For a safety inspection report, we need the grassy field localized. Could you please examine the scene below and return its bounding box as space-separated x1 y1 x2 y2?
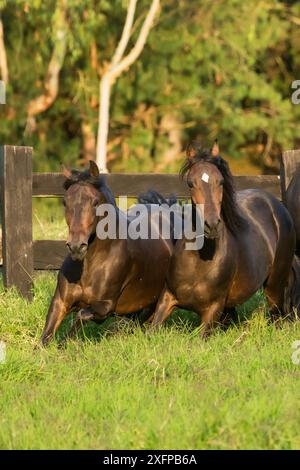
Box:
1 200 300 449
1 275 300 450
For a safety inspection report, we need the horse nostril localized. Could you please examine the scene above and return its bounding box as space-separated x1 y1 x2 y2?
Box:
66 241 88 256
79 243 88 253
205 219 221 232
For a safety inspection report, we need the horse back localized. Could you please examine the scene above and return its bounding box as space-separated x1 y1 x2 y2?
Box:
237 189 294 244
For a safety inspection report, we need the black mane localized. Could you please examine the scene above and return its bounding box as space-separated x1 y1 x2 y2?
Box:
63 169 117 207
180 141 247 235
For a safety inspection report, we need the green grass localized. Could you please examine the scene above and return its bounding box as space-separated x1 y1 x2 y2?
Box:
1 273 300 450
1 200 300 449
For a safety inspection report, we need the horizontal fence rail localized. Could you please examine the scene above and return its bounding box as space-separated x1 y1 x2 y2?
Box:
1 145 300 299
33 240 67 270
32 173 282 198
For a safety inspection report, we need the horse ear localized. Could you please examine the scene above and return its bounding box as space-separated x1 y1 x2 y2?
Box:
61 164 72 179
186 143 197 161
89 160 100 177
211 139 219 157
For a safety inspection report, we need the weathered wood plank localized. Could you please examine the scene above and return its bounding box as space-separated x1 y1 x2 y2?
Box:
33 240 67 270
32 173 187 197
0 145 34 298
32 173 65 197
280 150 300 203
32 173 281 198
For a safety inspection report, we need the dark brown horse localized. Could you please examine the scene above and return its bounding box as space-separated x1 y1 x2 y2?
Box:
151 141 296 334
41 161 175 345
283 168 300 313
286 168 300 255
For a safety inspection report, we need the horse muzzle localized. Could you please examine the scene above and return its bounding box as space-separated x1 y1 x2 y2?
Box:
66 241 88 260
204 220 221 239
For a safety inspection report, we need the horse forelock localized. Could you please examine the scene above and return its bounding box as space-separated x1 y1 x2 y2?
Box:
63 170 117 207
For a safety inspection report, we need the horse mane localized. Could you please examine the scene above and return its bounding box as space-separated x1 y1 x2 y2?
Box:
180 141 247 235
63 169 117 207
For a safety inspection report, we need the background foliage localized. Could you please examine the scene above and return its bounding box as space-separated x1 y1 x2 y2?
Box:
1 0 300 173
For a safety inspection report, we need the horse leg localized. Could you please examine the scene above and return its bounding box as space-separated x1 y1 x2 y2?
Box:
66 299 117 340
150 286 178 330
264 263 292 321
199 301 225 338
264 215 295 320
137 303 156 325
219 306 238 329
264 282 286 321
41 282 77 346
65 307 97 339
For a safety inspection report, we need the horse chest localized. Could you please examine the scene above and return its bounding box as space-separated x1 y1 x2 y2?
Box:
167 245 230 308
79 265 117 304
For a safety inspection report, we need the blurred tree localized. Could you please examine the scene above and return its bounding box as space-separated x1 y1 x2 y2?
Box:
25 0 68 135
96 0 160 172
0 12 9 84
0 0 299 173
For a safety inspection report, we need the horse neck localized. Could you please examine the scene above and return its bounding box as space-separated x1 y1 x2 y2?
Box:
189 202 228 257
88 203 127 253
85 231 114 262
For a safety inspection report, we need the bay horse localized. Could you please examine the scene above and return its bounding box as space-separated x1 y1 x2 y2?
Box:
286 168 300 255
151 141 296 335
283 168 300 313
41 161 175 345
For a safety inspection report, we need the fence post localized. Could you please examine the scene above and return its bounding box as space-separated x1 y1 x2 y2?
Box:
0 145 34 300
280 149 300 204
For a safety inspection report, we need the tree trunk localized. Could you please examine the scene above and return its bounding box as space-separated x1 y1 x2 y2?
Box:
96 0 160 172
0 14 9 84
25 0 68 135
96 75 111 172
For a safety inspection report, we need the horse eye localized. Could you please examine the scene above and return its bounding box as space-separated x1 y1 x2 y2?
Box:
93 198 99 207
187 179 193 189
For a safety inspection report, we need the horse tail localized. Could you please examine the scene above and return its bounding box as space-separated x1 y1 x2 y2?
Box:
284 254 300 318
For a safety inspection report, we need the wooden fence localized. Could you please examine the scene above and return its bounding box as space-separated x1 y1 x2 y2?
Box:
0 144 300 300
